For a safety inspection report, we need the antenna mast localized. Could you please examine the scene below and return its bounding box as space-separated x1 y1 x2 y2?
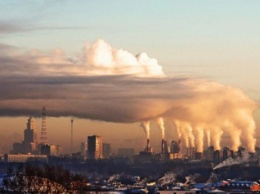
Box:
41 107 47 144
71 118 73 154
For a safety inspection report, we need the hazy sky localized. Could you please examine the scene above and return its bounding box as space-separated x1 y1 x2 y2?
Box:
0 1 260 154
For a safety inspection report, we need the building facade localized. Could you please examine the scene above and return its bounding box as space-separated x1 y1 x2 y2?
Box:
40 144 62 156
87 135 103 160
102 143 111 158
5 154 47 163
80 142 87 157
11 117 38 154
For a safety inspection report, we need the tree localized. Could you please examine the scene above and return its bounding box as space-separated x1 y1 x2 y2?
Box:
2 163 86 193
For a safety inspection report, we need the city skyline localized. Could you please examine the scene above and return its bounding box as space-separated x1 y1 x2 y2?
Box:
0 1 260 154
1 115 259 155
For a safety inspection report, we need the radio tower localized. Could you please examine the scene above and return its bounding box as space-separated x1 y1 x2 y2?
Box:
71 118 74 154
41 107 47 144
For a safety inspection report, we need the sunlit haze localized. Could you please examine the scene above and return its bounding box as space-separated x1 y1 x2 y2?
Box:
0 1 260 154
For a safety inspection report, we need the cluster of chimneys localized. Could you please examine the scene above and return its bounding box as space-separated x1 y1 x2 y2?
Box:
145 138 255 161
145 138 181 154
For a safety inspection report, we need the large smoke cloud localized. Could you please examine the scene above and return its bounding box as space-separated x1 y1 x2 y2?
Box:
0 39 257 152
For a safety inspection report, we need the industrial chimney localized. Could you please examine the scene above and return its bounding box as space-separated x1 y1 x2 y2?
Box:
178 138 181 156
213 150 220 164
161 139 164 154
146 139 150 153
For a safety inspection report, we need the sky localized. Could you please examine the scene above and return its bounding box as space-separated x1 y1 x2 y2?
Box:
0 0 260 154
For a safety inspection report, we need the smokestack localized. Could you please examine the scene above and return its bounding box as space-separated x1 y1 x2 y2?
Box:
178 138 181 155
141 121 151 153
237 149 242 158
161 139 164 154
191 148 195 159
213 150 220 164
188 148 195 159
146 139 150 153
222 147 230 160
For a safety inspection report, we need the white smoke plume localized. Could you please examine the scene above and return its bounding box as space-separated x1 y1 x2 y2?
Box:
235 111 256 151
0 39 258 153
178 121 195 148
193 125 204 153
141 121 150 140
108 174 121 182
185 174 201 184
206 130 211 148
158 172 177 186
213 150 251 170
156 117 165 140
172 120 182 139
225 122 241 152
210 127 223 151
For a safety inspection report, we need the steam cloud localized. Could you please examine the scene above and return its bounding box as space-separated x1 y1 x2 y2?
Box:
158 172 177 186
156 117 165 140
0 39 257 152
213 150 252 170
141 121 150 140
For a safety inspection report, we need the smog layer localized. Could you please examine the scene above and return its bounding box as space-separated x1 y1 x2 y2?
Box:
0 39 257 152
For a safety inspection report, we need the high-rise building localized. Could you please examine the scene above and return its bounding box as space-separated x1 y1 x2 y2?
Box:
80 142 87 157
11 117 38 154
40 144 62 156
24 117 37 143
103 143 111 158
87 135 103 160
23 117 37 153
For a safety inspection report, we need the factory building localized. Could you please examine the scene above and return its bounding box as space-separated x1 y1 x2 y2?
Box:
213 150 221 164
170 140 180 154
223 147 232 160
